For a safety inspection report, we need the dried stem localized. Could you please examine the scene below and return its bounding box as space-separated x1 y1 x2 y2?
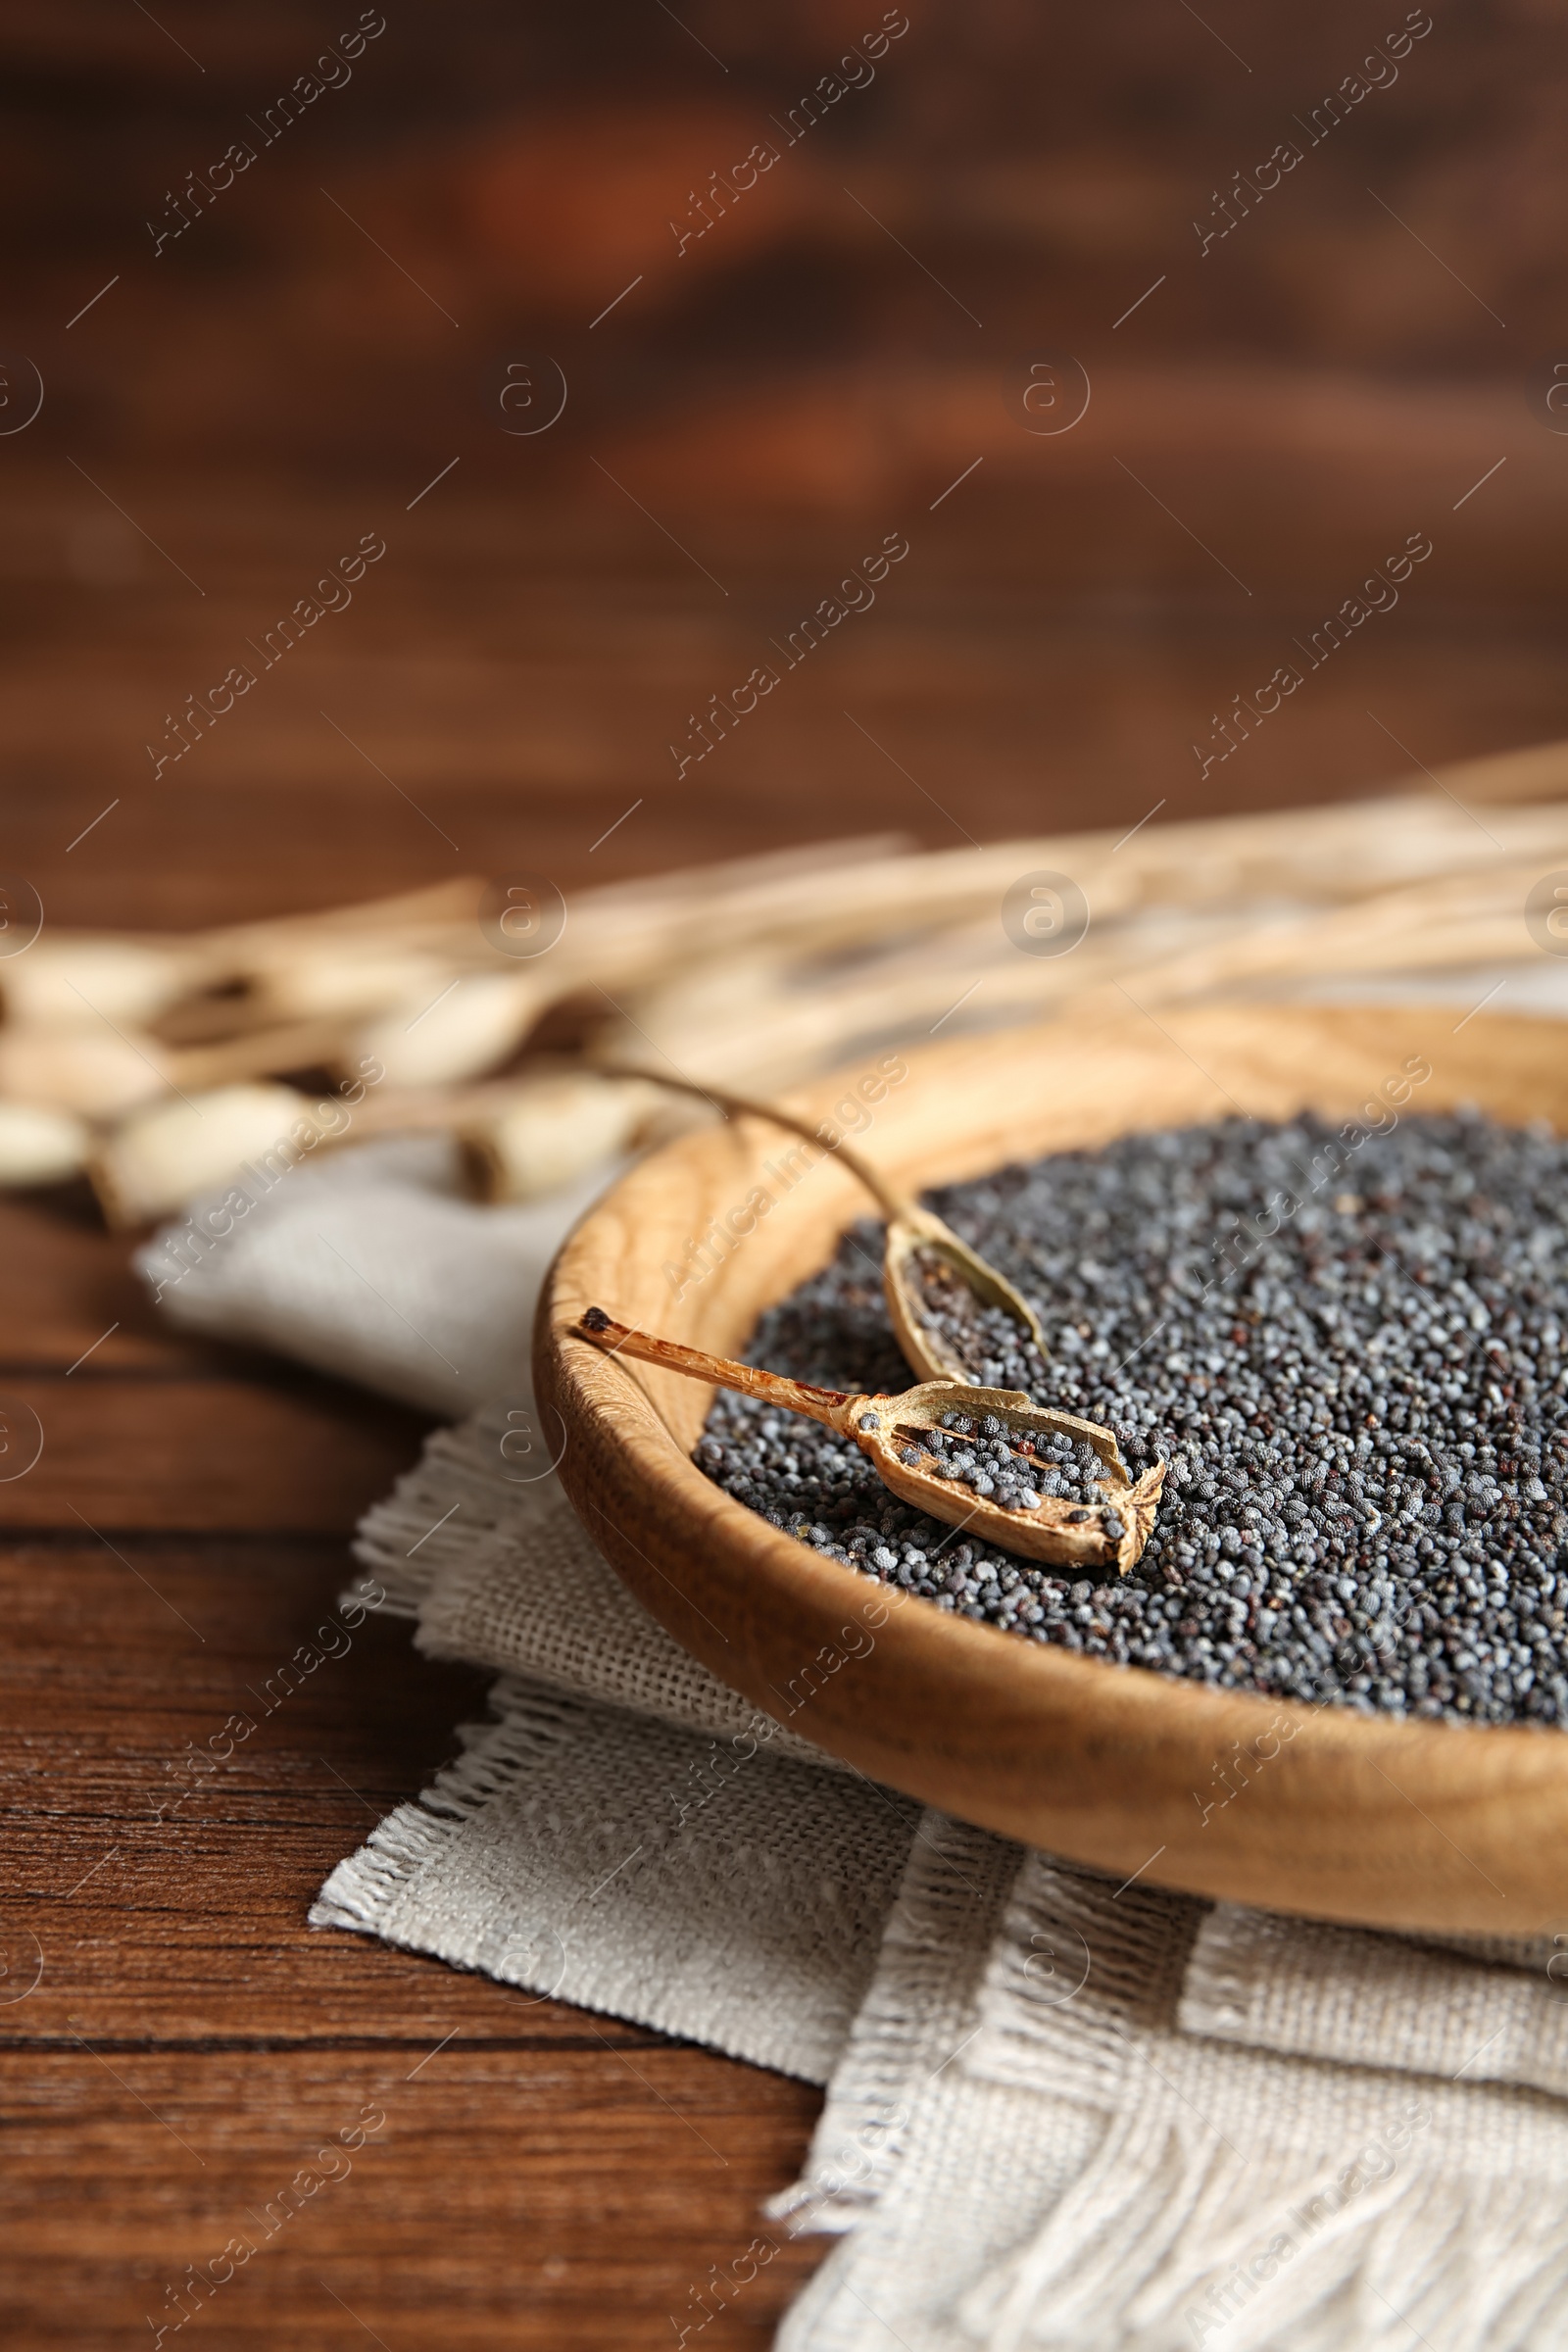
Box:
574 1309 856 1431
591 1063 911 1219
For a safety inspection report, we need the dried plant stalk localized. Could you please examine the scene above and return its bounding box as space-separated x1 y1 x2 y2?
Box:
0 1101 90 1185
0 1015 355 1122
17 754 1568 1185
591 835 1568 1093
594 1066 1047 1387
457 1073 665 1203
574 1309 1164 1575
89 1070 669 1226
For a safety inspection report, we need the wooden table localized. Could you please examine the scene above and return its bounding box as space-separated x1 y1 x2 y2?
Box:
0 1174 826 2348
3 458 1566 2347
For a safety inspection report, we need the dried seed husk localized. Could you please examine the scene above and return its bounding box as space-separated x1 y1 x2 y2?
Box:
351 970 542 1088
881 1210 1047 1383
0 1100 90 1187
574 1310 1163 1575
89 1083 346 1228
0 1028 176 1120
93 1067 670 1228
592 1066 1046 1386
0 1015 359 1122
457 1072 662 1202
0 937 209 1031
870 1383 1165 1577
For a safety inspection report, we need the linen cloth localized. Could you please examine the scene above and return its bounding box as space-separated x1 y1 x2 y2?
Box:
137 1133 618 1416
140 1128 1568 2349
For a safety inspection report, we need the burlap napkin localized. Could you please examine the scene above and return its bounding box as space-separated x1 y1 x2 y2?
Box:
779 1838 1568 2350
137 1133 623 1416
142 1129 1568 2348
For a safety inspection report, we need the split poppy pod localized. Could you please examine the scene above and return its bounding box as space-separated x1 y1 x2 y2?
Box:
574 1307 1165 1575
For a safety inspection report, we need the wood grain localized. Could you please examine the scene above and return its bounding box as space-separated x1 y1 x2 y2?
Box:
1 1377 431 1534
0 1189 824 2348
4 2050 820 2349
540 1003 1568 1938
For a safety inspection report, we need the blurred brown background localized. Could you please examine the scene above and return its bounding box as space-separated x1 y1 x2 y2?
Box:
4 0 1564 928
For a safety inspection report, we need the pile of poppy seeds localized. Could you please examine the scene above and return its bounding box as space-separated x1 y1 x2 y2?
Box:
899 1416 1110 1516
695 1110 1568 1724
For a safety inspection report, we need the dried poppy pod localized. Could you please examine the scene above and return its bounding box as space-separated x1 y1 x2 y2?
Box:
574 1308 1165 1576
457 1071 666 1202
591 1068 1046 1387
0 1100 90 1187
0 1013 354 1121
0 935 209 1030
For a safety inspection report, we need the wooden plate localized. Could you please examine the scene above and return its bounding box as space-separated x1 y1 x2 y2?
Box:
536 1004 1568 1934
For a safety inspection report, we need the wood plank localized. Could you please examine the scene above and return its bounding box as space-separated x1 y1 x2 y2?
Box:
0 1194 217 1374
0 934 835 2344
14 602 1568 931
5 472 1566 934
0 2048 822 2348
0 1378 431 1533
1 1538 675 2045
